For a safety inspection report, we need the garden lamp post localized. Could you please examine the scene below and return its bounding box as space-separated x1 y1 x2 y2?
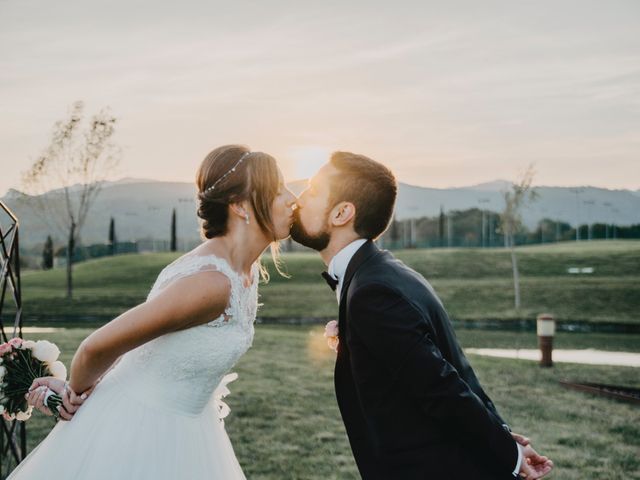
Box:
537 313 555 368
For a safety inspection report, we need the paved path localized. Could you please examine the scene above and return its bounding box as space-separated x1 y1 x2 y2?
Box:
465 348 640 367
18 327 66 333
12 329 640 367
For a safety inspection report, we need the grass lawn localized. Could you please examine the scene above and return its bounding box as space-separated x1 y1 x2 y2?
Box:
6 240 640 325
11 326 640 480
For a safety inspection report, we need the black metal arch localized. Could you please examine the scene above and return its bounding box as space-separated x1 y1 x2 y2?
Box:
0 201 26 478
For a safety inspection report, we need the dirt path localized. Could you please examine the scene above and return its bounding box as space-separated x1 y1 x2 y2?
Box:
465 348 640 367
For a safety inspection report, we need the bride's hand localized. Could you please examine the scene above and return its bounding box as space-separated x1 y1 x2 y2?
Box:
26 377 66 416
59 383 87 421
27 377 94 420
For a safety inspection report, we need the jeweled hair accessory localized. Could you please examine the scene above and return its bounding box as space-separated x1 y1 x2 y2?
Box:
204 151 251 193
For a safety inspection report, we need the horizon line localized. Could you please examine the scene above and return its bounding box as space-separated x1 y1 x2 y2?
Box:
2 176 638 199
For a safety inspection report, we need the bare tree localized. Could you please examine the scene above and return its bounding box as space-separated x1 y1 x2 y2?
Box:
20 101 119 298
499 165 538 310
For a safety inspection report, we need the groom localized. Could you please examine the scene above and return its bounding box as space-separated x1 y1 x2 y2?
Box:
290 152 553 480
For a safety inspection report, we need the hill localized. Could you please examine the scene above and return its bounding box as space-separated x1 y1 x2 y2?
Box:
4 241 639 326
2 179 638 249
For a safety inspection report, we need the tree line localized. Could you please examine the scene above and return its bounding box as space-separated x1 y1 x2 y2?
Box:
380 209 639 250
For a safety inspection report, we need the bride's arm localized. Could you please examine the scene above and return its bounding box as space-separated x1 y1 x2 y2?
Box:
93 353 124 384
27 354 126 419
68 271 231 394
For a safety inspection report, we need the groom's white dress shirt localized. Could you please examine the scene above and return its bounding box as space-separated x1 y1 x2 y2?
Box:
327 238 367 303
326 238 524 477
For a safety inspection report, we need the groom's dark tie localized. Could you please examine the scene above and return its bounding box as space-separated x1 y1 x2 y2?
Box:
321 271 338 291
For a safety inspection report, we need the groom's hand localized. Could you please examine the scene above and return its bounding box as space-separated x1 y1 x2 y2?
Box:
511 432 531 446
518 444 554 479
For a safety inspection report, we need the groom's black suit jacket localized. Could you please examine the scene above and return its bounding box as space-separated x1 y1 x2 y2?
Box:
334 240 519 480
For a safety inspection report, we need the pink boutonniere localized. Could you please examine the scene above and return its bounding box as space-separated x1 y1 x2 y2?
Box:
324 320 339 352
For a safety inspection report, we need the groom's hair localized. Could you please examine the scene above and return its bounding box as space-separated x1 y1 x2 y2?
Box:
328 152 397 240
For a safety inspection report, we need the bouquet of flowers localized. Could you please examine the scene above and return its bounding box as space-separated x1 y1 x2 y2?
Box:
0 337 67 421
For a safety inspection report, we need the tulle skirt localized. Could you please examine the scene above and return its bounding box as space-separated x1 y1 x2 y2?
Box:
7 366 246 479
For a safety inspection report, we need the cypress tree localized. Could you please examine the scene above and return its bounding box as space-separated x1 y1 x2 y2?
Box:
43 235 54 270
438 205 445 247
171 208 177 252
108 217 116 255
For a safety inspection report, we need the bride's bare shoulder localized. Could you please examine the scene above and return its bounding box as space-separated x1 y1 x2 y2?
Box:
150 269 232 322
186 239 227 259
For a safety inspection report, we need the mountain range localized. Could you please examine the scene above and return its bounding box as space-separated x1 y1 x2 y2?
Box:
1 178 638 249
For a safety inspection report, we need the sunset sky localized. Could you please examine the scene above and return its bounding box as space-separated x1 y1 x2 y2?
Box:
1 0 639 197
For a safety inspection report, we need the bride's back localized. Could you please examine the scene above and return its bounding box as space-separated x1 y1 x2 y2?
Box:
106 251 259 417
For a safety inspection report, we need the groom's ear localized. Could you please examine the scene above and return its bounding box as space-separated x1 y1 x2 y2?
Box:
330 201 356 227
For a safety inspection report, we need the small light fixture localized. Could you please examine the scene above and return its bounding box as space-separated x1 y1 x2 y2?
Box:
537 313 555 368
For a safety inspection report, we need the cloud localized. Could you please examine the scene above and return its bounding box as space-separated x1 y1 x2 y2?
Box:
1 0 639 195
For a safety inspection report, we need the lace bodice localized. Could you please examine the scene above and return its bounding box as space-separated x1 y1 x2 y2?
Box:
147 252 259 328
107 251 259 417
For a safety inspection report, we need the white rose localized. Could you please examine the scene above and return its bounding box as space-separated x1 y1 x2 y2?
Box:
48 361 67 380
32 341 60 363
0 405 4 414
16 407 33 421
22 340 36 350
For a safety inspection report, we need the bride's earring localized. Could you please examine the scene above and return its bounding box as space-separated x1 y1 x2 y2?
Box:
244 213 250 225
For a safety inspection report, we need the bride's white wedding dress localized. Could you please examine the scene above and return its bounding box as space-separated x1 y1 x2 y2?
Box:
9 252 258 479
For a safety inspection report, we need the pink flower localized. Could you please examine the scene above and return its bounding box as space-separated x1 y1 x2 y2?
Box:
2 411 15 421
324 320 339 338
324 320 339 353
327 336 339 352
8 337 22 349
0 343 12 356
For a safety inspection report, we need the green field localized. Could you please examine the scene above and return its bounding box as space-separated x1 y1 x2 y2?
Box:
8 240 640 325
11 326 640 480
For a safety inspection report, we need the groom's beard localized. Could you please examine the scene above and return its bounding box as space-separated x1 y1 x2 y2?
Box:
290 210 331 251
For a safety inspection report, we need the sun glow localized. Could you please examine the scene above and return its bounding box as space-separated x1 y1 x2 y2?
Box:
289 146 332 181
306 327 336 366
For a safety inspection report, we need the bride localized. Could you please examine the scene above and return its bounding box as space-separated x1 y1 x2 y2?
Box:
11 145 296 479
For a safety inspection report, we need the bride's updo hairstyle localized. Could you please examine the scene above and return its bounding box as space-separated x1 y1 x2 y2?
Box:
196 145 279 240
196 144 285 280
